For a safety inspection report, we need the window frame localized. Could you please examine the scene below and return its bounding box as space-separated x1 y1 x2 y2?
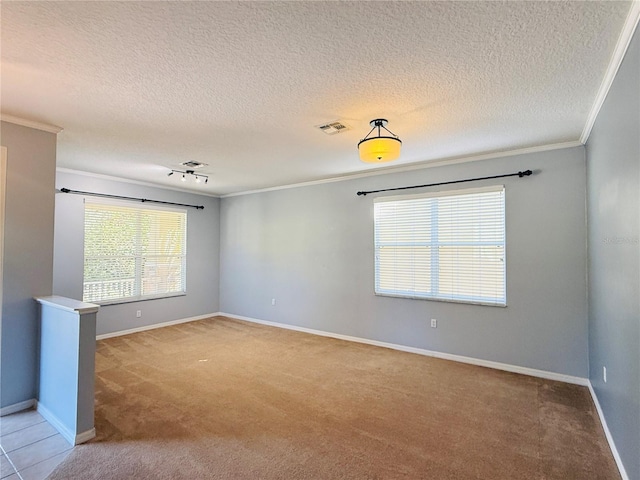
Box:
82 198 188 305
373 185 506 307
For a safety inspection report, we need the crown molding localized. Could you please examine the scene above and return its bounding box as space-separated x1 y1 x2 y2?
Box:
56 168 220 198
580 0 640 144
222 140 582 198
0 114 63 134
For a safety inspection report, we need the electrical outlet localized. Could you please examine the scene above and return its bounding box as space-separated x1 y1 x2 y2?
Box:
271 298 276 306
136 310 141 318
603 366 607 383
430 318 437 328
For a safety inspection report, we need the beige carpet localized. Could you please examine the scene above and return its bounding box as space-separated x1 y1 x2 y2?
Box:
49 316 619 479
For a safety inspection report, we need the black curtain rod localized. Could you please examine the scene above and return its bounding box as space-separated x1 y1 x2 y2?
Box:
59 188 205 210
356 169 533 196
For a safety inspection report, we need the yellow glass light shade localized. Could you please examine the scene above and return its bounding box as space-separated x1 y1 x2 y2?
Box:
358 136 402 163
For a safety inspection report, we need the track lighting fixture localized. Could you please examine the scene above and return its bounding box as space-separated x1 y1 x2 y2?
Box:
168 169 209 185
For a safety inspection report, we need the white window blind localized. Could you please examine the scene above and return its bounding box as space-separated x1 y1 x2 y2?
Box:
83 200 187 304
374 185 506 306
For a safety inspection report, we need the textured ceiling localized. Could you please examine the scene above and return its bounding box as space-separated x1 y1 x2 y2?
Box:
0 1 634 195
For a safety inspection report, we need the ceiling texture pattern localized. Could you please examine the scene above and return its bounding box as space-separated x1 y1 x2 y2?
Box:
0 1 635 195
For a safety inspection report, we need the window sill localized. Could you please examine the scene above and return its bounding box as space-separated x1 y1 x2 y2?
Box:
374 292 506 307
90 292 186 306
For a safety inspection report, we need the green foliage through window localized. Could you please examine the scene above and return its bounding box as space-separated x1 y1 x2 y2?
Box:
83 201 187 304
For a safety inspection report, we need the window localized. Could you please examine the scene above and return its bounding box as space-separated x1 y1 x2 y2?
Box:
374 185 505 306
83 200 187 304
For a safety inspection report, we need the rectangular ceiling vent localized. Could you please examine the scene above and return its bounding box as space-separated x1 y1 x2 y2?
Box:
316 121 350 135
180 161 208 169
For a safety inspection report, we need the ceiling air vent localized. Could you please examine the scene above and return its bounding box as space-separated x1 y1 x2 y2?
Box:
316 121 350 135
180 161 208 169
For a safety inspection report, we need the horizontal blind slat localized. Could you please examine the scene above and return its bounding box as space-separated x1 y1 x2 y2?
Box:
374 187 505 305
83 201 187 304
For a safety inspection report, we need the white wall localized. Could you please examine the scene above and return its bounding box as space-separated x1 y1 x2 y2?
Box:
53 171 221 336
220 146 588 378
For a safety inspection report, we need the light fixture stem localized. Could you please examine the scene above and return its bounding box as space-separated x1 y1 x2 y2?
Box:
382 125 398 138
361 118 398 141
361 125 377 142
375 120 398 138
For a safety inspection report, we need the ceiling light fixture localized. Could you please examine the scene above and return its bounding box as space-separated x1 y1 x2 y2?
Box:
358 118 402 163
168 169 209 185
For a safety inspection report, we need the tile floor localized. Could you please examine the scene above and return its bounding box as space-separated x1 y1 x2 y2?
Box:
0 409 73 480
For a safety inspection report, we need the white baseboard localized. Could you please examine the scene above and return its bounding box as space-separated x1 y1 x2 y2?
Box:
0 398 36 416
588 383 629 480
96 312 219 340
75 428 96 445
36 402 75 445
35 401 96 445
219 312 589 386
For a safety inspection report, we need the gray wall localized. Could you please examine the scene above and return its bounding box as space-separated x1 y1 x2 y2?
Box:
0 121 57 409
53 171 220 336
220 147 588 378
586 27 640 480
